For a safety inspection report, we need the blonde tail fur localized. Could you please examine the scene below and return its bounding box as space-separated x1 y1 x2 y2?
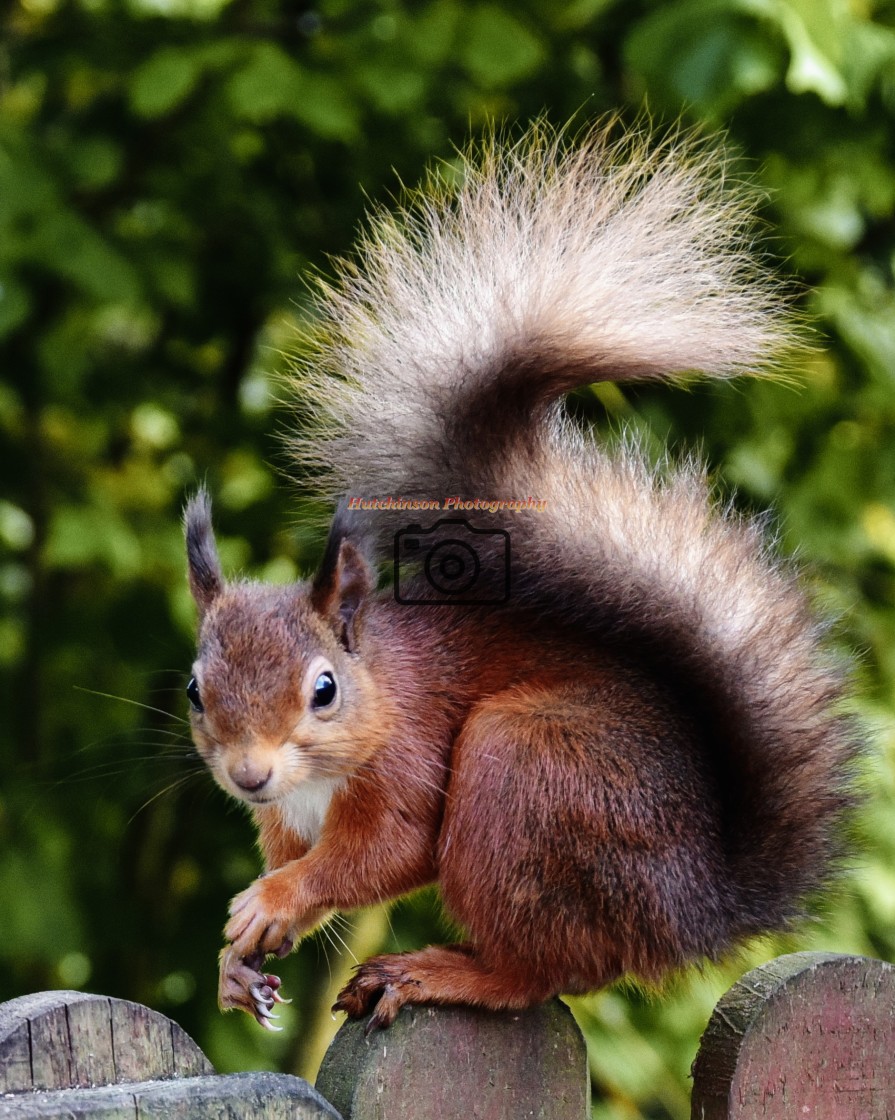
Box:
291 120 794 500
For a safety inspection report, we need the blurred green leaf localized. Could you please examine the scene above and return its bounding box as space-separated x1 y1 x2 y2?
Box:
289 70 360 140
355 64 428 115
226 42 302 121
460 6 546 87
45 505 143 576
227 43 358 138
624 0 785 113
27 211 141 302
842 21 895 109
130 46 205 118
779 0 848 104
405 1 461 66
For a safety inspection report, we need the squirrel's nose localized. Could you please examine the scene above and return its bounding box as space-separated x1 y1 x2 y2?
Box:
229 760 273 794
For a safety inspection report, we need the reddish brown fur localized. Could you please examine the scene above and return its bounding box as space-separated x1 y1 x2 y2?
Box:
185 541 841 1027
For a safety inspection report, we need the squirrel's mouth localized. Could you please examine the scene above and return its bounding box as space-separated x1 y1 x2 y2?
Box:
242 793 275 805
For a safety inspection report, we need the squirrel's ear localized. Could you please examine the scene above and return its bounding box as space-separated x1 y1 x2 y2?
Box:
184 489 223 617
311 533 374 653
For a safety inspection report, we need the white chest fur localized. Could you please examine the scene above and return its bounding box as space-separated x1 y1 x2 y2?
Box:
279 778 343 847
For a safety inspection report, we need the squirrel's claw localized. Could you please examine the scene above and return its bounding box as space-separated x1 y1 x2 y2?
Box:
255 1002 280 1021
249 981 274 1003
332 987 369 1019
219 944 291 1031
245 978 286 1030
332 979 394 1034
264 973 293 1004
248 974 291 1025
363 985 402 1035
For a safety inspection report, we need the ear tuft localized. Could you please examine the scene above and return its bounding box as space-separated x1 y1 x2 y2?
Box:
311 524 375 653
184 488 223 617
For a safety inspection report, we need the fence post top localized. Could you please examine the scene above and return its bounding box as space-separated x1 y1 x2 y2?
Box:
691 951 895 1119
317 997 590 1120
0 988 213 1095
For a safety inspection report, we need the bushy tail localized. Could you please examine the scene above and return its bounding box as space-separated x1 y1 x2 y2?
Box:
291 119 793 499
290 120 856 929
503 427 855 931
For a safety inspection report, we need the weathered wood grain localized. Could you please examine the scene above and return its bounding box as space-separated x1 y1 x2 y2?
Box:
169 1015 210 1078
691 951 895 1119
0 1072 343 1119
29 1004 72 1091
0 1021 32 1094
66 996 115 1089
0 992 342 1119
108 999 170 1083
316 998 589 1120
135 1071 342 1118
0 991 211 1094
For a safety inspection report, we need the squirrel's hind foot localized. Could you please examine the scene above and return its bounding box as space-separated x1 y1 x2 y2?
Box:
333 944 554 1032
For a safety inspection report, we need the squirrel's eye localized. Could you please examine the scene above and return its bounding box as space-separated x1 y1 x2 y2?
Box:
312 671 337 709
186 677 204 713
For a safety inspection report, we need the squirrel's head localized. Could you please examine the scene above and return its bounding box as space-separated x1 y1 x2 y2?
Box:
183 491 384 808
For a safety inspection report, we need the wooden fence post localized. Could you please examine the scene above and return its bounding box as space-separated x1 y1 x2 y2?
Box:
0 990 341 1119
691 951 895 1119
315 998 590 1120
10 954 892 1119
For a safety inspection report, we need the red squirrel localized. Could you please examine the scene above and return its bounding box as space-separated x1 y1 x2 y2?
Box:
183 122 857 1032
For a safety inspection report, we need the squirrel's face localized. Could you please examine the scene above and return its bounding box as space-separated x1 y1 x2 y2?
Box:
183 492 383 808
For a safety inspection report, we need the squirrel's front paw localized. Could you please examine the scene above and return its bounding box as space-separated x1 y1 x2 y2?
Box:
224 873 297 959
218 945 292 1031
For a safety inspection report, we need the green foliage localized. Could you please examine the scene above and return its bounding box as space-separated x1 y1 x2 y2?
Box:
3 1 895 1116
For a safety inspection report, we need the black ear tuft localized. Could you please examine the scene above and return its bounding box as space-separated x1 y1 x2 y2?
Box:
184 488 223 617
311 514 374 653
